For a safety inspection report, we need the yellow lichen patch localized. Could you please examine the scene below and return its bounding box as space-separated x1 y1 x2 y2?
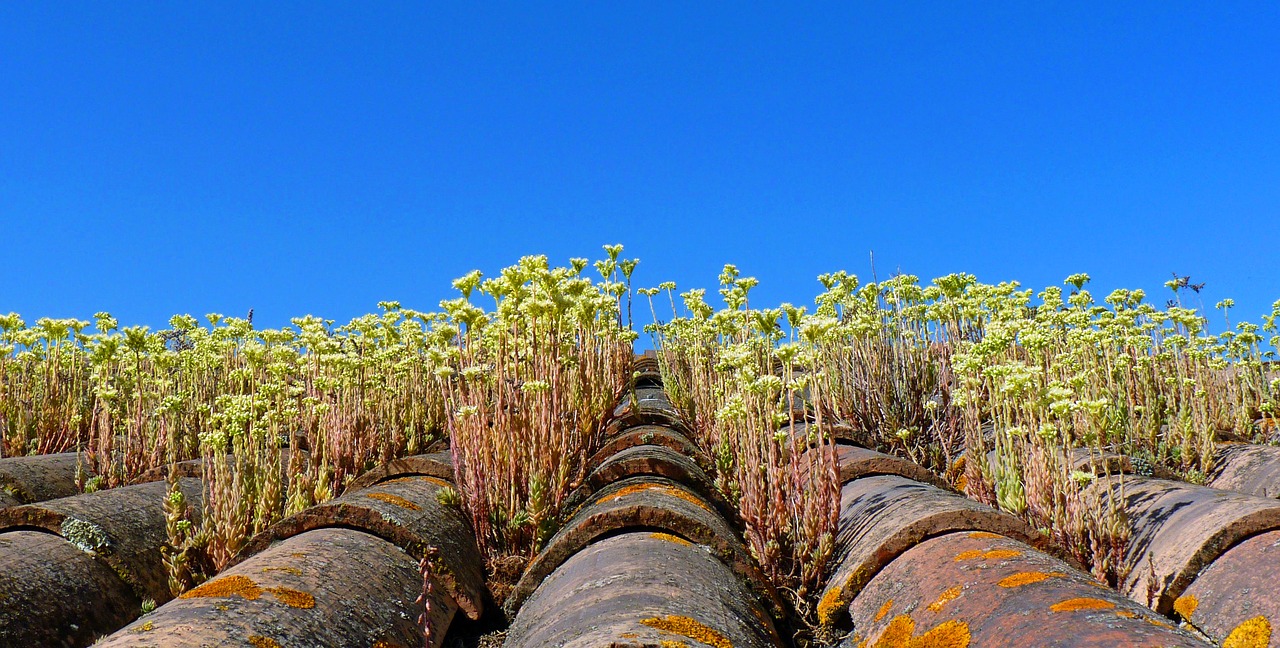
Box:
265 586 316 609
618 633 639 639
817 577 851 626
262 566 302 576
912 619 971 648
955 549 1022 562
651 532 693 546
982 549 1022 560
1115 610 1137 619
420 476 453 488
290 552 306 558
1223 616 1272 648
967 531 1003 540
1173 594 1198 620
926 586 962 612
661 642 691 648
876 599 894 622
997 571 1064 588
1146 618 1175 631
640 615 732 648
248 636 282 648
873 615 916 647
609 482 714 513
365 492 421 511
872 615 971 648
132 621 154 633
1049 597 1115 613
180 574 262 601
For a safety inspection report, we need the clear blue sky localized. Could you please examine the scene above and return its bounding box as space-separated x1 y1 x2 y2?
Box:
3 4 1278 337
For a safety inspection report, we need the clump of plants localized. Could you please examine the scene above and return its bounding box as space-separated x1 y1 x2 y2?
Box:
441 247 636 601
644 265 842 641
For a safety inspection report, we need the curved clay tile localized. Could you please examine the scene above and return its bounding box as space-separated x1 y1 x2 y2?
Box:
1087 475 1280 614
574 444 731 519
507 475 782 619
0 452 89 506
816 474 1037 629
507 531 785 648
829 443 952 490
1207 443 1280 499
1175 528 1280 647
842 530 1210 647
95 527 448 648
0 476 205 604
587 424 705 471
344 450 455 492
0 530 140 648
235 474 487 620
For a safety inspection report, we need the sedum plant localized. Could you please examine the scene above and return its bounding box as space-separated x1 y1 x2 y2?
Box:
645 265 842 638
441 248 636 601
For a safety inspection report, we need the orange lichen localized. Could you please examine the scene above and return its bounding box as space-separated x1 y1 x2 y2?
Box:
1223 616 1272 648
609 482 714 513
1049 597 1115 613
421 476 453 488
1146 618 1176 631
651 532 693 546
874 615 917 647
248 636 282 648
266 586 316 609
661 642 691 648
955 549 1022 562
290 552 306 558
912 619 971 648
180 574 262 601
365 492 422 510
967 531 1003 540
1115 610 1137 619
872 615 971 648
817 577 851 626
876 599 894 622
640 615 732 648
982 549 1022 560
262 566 302 575
997 571 1064 588
1173 594 1198 620
927 586 962 612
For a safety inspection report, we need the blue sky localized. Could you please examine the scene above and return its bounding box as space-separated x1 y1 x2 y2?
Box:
2 4 1278 338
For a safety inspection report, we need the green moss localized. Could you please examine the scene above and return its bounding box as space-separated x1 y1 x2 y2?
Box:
61 517 109 553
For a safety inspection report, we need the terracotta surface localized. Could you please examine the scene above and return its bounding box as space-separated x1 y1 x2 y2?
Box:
586 424 704 472
0 530 141 647
508 475 782 619
574 443 731 518
1176 528 1280 647
235 474 487 620
830 443 951 489
507 531 784 648
96 527 449 648
816 474 1037 629
1208 443 1280 499
843 531 1209 647
1087 474 1280 613
0 451 88 506
344 450 455 491
0 476 205 604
